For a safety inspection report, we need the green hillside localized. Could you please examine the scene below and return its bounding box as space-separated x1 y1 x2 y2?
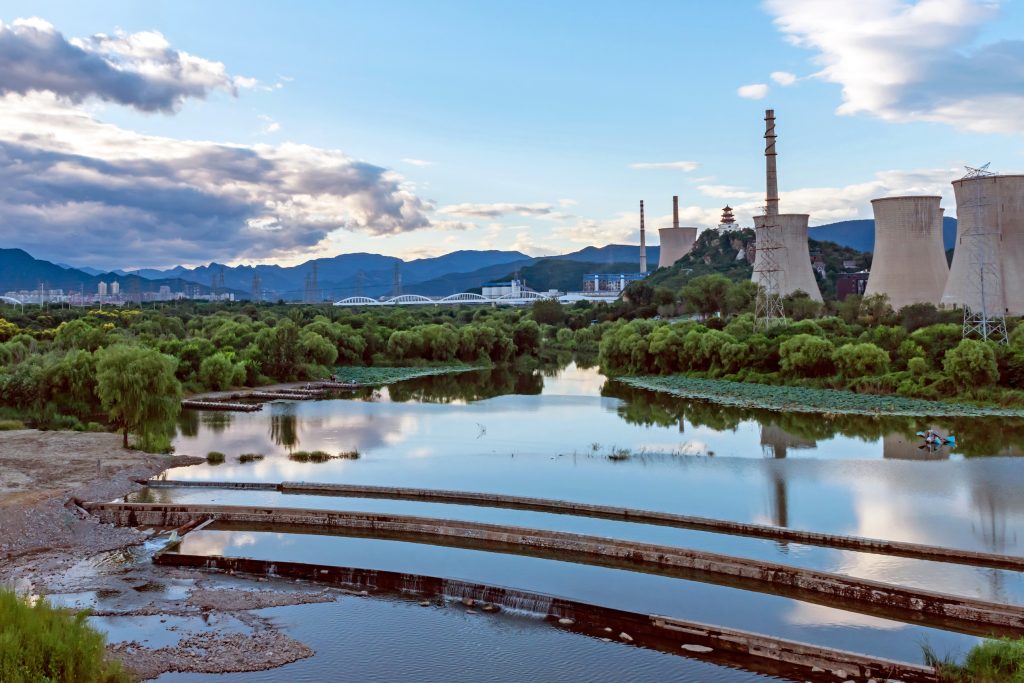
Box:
637 228 871 300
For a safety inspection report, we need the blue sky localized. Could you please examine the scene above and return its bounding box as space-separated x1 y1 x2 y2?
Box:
0 0 1022 269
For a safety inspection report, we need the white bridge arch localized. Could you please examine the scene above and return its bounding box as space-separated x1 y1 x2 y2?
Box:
0 296 24 306
334 290 564 307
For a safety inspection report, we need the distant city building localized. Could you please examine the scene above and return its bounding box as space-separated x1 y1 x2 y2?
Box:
158 285 171 298
810 252 827 278
111 281 120 295
482 280 524 298
837 271 870 300
582 272 646 294
98 281 108 296
842 259 859 270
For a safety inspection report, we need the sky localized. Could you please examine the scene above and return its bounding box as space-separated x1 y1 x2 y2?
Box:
0 0 1022 270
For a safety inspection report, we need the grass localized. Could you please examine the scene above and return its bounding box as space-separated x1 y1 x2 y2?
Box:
237 453 265 463
289 450 335 463
0 588 132 683
337 449 360 459
924 638 1024 682
332 365 483 387
0 419 27 430
620 375 1024 418
606 447 632 461
206 451 225 464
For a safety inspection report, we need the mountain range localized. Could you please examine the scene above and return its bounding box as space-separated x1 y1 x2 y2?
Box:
0 217 958 301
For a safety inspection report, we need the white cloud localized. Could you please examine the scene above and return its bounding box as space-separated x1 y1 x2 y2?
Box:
558 198 578 207
628 160 700 171
765 0 1024 133
257 114 280 134
737 83 769 100
439 202 553 218
0 93 431 267
401 158 434 167
770 70 798 86
0 18 250 112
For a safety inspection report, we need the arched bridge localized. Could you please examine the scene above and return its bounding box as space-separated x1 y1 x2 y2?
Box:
334 290 560 307
0 296 24 306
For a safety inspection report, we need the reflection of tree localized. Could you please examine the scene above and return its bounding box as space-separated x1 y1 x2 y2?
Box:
602 378 1024 457
200 412 233 434
177 409 199 437
270 408 299 450
386 367 543 403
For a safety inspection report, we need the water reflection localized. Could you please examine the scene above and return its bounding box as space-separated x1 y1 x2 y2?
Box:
269 408 299 450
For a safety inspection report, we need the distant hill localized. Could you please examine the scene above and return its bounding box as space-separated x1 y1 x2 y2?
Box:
0 248 235 298
810 217 957 252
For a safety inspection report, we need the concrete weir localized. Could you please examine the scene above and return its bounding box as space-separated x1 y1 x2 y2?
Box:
157 552 938 683
142 479 1024 572
86 501 1024 634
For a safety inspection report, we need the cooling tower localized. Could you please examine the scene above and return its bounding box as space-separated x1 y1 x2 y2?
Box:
752 214 822 301
864 196 948 310
943 175 1024 315
658 227 698 268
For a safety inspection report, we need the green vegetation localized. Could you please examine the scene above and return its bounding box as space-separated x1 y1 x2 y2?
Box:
0 589 132 683
337 449 360 459
0 301 588 441
237 452 264 463
333 365 482 386
925 638 1024 682
206 450 226 464
0 419 26 430
289 450 335 462
599 300 1024 412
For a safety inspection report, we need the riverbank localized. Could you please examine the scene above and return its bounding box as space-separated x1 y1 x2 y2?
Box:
332 363 487 386
618 375 1024 417
0 429 334 680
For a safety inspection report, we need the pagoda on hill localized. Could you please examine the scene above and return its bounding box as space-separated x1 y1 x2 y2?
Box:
719 205 737 229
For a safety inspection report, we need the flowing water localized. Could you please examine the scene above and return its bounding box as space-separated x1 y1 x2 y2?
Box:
130 361 1024 680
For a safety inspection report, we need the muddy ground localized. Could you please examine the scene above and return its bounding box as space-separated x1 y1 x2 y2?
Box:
0 430 328 680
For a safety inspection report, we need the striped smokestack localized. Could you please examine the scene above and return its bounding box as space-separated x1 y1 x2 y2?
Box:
639 200 647 273
673 195 679 228
765 109 779 217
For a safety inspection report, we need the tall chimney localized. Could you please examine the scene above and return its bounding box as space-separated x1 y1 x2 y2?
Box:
765 109 779 217
639 200 647 274
672 195 679 229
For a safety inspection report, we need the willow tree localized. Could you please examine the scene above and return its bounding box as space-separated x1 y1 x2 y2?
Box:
95 345 181 449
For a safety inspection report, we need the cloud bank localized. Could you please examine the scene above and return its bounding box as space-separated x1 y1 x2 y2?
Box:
766 0 1024 133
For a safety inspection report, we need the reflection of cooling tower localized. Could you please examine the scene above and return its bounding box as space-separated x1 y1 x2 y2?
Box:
752 214 822 301
658 227 698 268
943 175 1024 315
864 196 948 310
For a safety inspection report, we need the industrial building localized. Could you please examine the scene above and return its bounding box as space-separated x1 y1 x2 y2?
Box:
942 174 1024 316
752 213 822 301
751 110 823 303
582 272 646 294
864 196 948 310
658 196 698 268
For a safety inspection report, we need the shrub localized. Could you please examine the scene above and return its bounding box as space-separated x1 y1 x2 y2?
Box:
0 589 132 683
289 450 334 463
833 343 889 380
925 637 1024 683
237 453 264 463
337 450 360 459
0 419 26 430
206 451 226 464
944 339 999 393
199 352 245 391
908 357 928 377
779 334 835 378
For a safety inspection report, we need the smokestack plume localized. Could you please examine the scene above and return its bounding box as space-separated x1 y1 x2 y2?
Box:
673 195 679 229
639 200 647 273
765 109 779 217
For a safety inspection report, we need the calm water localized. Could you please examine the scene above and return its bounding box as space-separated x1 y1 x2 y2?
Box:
147 362 1024 678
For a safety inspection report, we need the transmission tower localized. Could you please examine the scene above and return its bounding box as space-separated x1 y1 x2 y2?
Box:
754 109 786 328
960 164 1007 344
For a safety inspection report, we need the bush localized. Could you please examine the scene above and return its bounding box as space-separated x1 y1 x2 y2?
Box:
779 334 835 378
289 450 334 463
833 342 889 380
944 339 999 393
0 419 26 430
237 453 264 463
337 450 360 459
0 589 132 683
925 637 1024 683
206 451 226 464
199 352 245 391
